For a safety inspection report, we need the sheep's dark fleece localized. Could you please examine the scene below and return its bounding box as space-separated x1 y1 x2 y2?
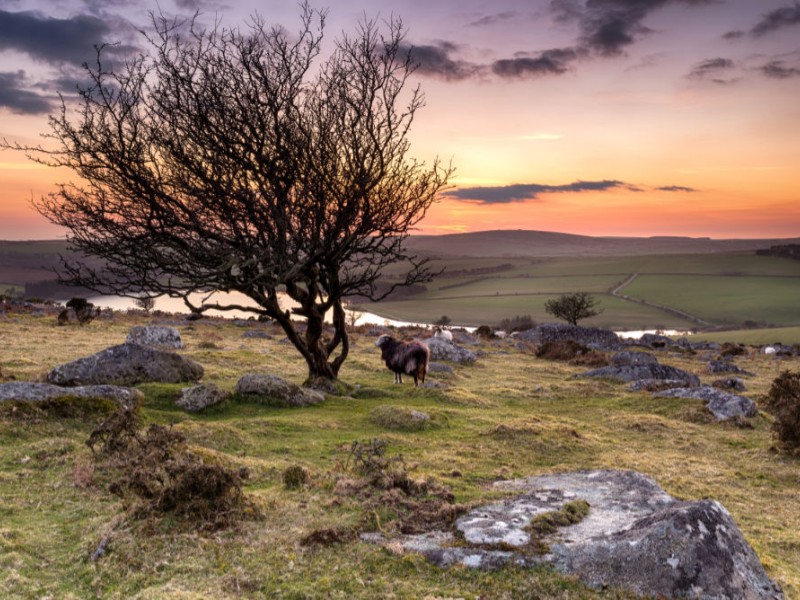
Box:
375 335 430 386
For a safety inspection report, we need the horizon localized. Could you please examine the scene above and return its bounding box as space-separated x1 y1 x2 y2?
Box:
3 227 800 245
1 1 799 240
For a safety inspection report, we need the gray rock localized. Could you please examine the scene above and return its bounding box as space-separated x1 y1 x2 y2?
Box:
427 361 453 374
611 351 658 366
176 383 228 412
0 381 142 409
426 337 477 364
47 343 203 386
708 358 753 376
656 386 758 421
580 355 700 387
636 333 675 349
414 470 783 599
628 378 692 392
126 325 183 349
713 377 747 392
235 374 324 407
516 324 621 351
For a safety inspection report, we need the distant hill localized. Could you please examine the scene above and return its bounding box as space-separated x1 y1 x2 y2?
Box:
404 230 800 258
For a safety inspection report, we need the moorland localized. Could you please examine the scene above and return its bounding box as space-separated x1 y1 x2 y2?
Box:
1 306 799 598
1 230 799 598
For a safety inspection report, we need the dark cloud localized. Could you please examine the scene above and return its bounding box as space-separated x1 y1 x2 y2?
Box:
760 60 800 79
468 12 518 27
687 57 735 81
443 180 630 204
0 9 133 67
443 180 699 204
0 70 51 114
575 0 716 57
657 185 697 192
492 47 581 78
402 42 483 81
722 30 745 40
751 2 800 37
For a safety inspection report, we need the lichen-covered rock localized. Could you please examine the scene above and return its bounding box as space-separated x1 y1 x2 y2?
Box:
401 470 783 599
611 350 658 366
628 378 692 392
47 343 203 386
126 325 183 349
516 324 621 351
427 361 453 374
708 358 753 376
176 384 228 412
425 337 477 364
235 374 324 407
580 352 700 386
0 381 142 409
713 377 747 392
655 386 758 421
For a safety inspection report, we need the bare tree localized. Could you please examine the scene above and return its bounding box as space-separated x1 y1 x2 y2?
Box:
6 5 451 382
544 292 602 326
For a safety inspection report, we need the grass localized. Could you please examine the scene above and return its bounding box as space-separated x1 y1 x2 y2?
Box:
372 252 800 329
1 310 799 598
688 326 800 345
623 274 800 326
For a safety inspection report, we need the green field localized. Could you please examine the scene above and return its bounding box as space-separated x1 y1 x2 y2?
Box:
373 253 800 330
688 326 800 346
623 274 800 327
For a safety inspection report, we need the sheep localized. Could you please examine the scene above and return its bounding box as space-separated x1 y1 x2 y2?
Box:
375 335 430 386
432 327 453 341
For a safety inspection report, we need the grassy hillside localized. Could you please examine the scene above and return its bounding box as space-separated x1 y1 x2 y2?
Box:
372 252 800 332
404 230 800 258
1 311 799 598
3 236 799 333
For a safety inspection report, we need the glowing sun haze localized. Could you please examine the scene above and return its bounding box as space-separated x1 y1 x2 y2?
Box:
0 0 798 240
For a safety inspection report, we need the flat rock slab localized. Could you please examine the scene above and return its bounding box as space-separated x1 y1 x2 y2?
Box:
176 383 229 412
126 325 183 349
235 374 324 407
516 324 621 351
580 351 700 386
47 343 204 386
378 470 782 599
655 386 758 421
0 381 142 408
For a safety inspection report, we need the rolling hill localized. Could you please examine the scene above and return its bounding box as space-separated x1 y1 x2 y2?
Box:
403 230 800 258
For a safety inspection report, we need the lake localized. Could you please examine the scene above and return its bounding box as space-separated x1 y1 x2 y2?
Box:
86 291 688 339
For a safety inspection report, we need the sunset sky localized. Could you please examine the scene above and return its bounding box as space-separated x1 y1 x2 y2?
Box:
0 0 798 240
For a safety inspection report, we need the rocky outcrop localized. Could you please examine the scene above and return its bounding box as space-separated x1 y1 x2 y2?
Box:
425 337 477 364
655 386 758 421
47 343 203 386
0 381 142 408
235 374 324 407
126 325 183 349
372 470 782 599
176 383 229 412
580 351 700 386
516 324 621 351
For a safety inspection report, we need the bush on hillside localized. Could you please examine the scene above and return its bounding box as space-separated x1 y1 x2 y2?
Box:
765 370 800 454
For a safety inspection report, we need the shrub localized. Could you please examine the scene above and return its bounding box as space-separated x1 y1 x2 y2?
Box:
474 325 496 339
544 292 601 326
282 465 310 490
499 314 535 333
536 340 589 361
765 370 800 454
87 407 250 529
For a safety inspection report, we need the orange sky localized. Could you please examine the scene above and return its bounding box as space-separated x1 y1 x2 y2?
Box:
1 0 799 240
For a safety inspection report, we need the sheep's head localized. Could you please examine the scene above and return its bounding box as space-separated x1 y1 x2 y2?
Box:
375 335 394 348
